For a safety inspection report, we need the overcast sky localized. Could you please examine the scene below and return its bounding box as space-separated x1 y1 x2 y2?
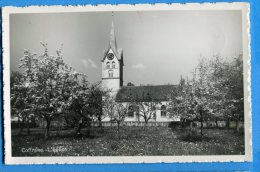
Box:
10 10 243 85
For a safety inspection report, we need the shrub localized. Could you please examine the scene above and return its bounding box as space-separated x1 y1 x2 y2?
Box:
168 121 181 129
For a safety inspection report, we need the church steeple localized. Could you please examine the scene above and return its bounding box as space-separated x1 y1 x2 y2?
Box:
109 12 117 51
101 11 124 93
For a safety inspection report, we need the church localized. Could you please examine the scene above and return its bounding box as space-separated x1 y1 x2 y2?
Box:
101 19 180 126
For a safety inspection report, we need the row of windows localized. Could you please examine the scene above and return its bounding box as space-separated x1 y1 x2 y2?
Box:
106 61 116 69
127 105 167 117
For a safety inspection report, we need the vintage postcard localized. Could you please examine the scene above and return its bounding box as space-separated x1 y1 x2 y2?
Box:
2 3 251 164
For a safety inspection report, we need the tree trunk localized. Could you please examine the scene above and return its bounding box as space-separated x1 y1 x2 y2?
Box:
27 117 30 135
117 122 120 133
215 120 218 128
77 123 82 134
64 117 70 129
45 118 51 139
117 122 120 139
200 110 203 139
110 118 113 128
99 119 103 130
91 116 95 131
226 118 230 129
181 119 185 129
99 121 104 132
76 117 83 134
86 121 91 137
19 118 24 133
144 120 148 130
189 121 195 137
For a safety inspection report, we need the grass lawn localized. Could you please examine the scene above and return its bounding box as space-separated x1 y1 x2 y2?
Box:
11 126 245 156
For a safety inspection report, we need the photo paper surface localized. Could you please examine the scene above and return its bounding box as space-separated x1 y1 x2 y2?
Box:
2 3 252 164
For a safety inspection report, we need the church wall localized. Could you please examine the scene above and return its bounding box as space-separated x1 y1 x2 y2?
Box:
102 79 120 93
102 101 180 123
124 101 180 122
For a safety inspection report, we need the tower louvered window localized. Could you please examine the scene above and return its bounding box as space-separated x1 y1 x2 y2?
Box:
112 61 115 68
106 62 110 69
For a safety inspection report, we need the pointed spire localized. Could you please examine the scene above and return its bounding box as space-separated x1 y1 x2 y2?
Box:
109 11 117 51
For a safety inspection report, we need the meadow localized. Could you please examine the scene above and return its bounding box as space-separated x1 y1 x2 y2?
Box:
12 126 245 156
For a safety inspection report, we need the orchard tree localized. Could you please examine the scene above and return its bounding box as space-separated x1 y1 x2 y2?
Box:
167 76 192 127
169 54 244 138
224 54 244 132
88 83 107 130
102 92 116 127
66 75 91 135
170 58 215 139
19 43 86 138
192 57 219 138
206 55 229 127
113 103 129 137
135 100 160 129
10 71 32 134
205 54 244 131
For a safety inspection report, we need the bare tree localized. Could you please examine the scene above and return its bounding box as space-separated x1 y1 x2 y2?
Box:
136 101 160 129
113 103 128 137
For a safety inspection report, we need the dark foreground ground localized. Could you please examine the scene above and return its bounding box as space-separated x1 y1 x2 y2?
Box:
12 126 245 156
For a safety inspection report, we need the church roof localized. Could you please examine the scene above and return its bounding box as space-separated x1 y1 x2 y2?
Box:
101 20 123 63
115 85 177 102
109 21 117 52
102 48 123 62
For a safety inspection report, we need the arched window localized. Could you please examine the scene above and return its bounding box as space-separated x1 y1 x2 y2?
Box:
106 62 110 69
128 105 134 117
161 105 167 117
108 70 113 78
112 61 115 68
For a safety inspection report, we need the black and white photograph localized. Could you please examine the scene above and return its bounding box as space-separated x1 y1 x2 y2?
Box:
3 3 251 164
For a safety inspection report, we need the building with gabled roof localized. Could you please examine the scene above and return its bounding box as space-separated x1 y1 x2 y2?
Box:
101 16 180 125
115 85 177 102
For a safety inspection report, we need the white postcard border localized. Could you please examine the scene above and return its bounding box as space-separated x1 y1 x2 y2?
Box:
2 2 252 164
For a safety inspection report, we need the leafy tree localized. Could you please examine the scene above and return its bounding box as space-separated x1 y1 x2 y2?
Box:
66 76 91 135
16 49 39 135
10 71 32 134
192 58 213 138
223 54 244 132
88 83 107 130
102 92 116 127
169 54 244 138
206 55 229 127
169 77 201 136
205 54 244 131
19 43 86 138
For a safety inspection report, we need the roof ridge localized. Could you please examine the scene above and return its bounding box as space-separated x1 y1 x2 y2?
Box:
121 84 176 88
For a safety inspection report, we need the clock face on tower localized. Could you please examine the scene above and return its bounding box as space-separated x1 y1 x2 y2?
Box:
107 53 114 60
